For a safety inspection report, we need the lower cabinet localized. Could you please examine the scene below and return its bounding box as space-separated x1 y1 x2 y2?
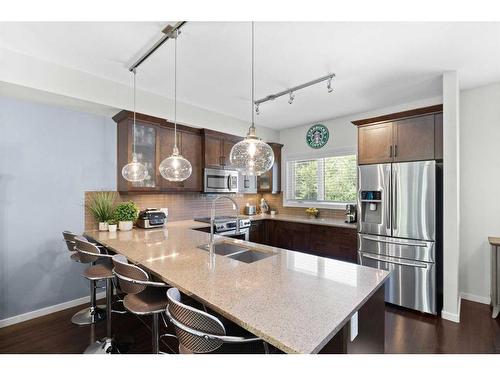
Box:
249 220 357 263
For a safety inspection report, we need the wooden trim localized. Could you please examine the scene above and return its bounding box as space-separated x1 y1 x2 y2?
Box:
202 128 244 142
112 110 201 134
352 104 443 127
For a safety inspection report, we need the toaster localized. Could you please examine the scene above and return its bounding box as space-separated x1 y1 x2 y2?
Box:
137 208 167 229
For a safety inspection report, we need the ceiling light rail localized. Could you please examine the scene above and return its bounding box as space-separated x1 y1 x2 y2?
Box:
254 73 335 113
128 21 187 72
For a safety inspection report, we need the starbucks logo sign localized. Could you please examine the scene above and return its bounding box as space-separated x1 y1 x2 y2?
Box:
306 124 329 149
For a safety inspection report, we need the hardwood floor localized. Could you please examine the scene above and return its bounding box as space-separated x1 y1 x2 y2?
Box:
1 299 499 354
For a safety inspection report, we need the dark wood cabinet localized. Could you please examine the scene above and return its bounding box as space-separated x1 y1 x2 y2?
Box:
358 123 394 165
251 219 357 263
202 129 242 169
114 110 202 193
258 143 283 194
393 115 435 162
354 105 444 165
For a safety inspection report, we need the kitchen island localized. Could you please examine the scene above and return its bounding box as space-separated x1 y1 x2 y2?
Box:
85 220 389 354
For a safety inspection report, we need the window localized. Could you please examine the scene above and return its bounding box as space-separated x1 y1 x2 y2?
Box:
285 152 357 208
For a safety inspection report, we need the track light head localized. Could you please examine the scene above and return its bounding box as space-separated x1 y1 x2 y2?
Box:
255 103 260 115
327 77 333 93
288 91 295 104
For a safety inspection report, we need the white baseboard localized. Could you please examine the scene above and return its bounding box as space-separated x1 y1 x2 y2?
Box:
441 294 462 323
460 292 490 305
0 291 106 328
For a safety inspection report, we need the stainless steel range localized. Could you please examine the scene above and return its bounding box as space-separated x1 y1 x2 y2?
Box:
194 216 251 240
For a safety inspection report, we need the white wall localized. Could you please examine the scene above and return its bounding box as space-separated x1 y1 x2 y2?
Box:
0 95 116 320
0 48 279 143
459 82 500 304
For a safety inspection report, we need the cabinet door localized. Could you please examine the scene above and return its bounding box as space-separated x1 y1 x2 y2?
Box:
258 143 282 193
222 139 237 167
249 220 263 244
394 115 435 162
204 136 223 167
180 131 202 191
309 226 357 263
358 123 394 165
130 122 159 190
434 113 443 160
272 221 311 253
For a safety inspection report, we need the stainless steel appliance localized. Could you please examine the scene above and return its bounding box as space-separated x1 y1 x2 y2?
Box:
194 215 251 241
239 173 257 194
345 204 357 223
203 168 239 193
357 161 438 314
137 208 167 229
244 204 257 216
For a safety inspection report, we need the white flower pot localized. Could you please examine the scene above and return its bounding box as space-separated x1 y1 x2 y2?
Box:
108 224 117 232
118 221 133 231
98 222 108 231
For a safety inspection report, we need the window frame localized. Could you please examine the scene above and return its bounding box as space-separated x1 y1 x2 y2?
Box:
283 147 357 210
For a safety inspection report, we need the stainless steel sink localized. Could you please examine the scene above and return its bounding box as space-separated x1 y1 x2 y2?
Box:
197 241 250 256
198 241 276 263
227 249 275 264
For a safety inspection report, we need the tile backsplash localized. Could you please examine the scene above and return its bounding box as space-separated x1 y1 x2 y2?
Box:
84 191 344 230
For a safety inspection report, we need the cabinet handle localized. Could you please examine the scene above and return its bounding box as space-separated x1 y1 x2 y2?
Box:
394 145 398 157
389 145 393 158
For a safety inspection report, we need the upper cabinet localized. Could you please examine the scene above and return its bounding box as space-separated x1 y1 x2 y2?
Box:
258 143 283 194
202 129 242 169
114 111 202 193
353 105 443 165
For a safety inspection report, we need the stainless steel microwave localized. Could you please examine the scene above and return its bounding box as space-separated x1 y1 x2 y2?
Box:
203 168 239 193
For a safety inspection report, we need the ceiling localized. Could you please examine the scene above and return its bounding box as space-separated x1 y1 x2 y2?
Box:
0 22 499 130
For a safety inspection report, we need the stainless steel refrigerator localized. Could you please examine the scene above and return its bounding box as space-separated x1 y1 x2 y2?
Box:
357 161 438 314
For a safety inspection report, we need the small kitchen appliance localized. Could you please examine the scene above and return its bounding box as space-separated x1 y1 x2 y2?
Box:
244 203 257 216
137 208 167 229
345 204 357 223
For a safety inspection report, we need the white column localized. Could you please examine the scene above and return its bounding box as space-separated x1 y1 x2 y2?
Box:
441 71 461 322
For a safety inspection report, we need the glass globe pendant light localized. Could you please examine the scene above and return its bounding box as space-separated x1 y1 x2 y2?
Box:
230 22 274 176
159 30 192 182
122 69 148 182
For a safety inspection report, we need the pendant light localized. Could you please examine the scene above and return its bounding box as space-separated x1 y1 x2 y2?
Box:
159 30 192 182
122 69 148 182
230 22 274 176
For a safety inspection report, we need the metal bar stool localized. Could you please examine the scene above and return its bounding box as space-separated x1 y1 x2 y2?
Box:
74 236 119 354
112 254 170 354
165 287 269 354
62 231 106 325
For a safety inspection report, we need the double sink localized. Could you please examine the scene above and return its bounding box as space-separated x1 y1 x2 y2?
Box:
198 241 275 264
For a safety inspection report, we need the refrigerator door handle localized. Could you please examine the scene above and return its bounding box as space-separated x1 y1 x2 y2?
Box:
361 253 428 269
393 165 398 231
385 164 391 231
360 234 430 248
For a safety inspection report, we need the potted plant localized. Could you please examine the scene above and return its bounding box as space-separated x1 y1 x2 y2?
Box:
114 201 139 231
107 219 117 232
86 192 116 231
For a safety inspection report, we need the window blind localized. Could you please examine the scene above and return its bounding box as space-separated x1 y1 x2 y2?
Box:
286 154 357 204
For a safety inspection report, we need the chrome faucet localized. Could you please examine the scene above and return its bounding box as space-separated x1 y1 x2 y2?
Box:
209 195 240 257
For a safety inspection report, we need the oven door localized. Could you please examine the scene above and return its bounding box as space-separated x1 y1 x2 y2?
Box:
359 251 436 314
218 228 250 241
204 169 239 193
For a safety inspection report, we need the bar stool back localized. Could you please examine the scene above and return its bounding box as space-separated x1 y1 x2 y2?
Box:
166 288 269 354
112 254 169 354
62 230 83 263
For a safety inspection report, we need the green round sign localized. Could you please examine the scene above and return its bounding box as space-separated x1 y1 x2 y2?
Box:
306 124 329 149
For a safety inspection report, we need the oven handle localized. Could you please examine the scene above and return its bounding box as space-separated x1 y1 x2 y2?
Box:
360 234 429 248
361 253 428 269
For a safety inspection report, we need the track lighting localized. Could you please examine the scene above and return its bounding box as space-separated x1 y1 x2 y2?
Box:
255 103 260 115
327 77 333 93
288 91 295 104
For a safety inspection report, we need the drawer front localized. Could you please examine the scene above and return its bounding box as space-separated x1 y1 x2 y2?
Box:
358 233 435 263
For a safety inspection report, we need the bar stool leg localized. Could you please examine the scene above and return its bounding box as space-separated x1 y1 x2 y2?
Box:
152 313 159 354
84 278 119 354
71 280 106 325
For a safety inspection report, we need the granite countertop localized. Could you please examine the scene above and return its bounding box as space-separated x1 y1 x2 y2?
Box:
246 213 357 229
85 220 388 354
489 237 500 246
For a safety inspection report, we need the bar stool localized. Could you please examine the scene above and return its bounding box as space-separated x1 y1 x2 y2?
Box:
112 254 169 354
74 236 120 354
165 287 269 354
62 231 106 325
